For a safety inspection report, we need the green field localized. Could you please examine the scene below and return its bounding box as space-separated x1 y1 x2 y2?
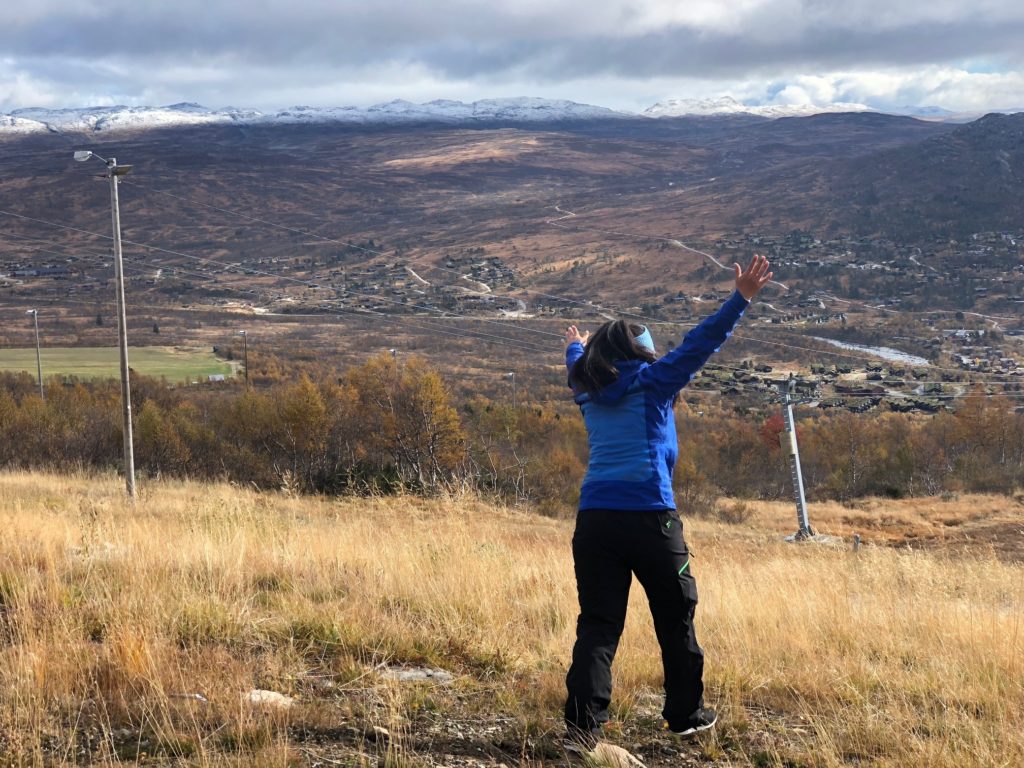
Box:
0 346 236 384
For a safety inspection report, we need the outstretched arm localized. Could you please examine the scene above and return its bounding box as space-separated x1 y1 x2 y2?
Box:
564 325 589 386
639 255 773 397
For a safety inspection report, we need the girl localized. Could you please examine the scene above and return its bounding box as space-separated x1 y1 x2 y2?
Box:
563 255 773 750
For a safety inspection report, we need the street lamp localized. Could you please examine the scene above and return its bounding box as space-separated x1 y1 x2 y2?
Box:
26 309 43 401
505 371 516 409
73 149 136 499
237 330 249 388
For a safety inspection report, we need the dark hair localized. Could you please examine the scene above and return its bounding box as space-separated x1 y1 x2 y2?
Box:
570 320 655 395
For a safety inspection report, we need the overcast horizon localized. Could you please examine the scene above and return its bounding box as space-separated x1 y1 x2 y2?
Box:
3 0 1024 115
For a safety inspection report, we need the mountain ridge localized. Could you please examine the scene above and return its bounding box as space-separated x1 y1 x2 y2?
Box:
642 95 872 119
3 99 634 135
6 97 1020 136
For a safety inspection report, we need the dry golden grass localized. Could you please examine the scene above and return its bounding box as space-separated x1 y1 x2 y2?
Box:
0 470 1020 766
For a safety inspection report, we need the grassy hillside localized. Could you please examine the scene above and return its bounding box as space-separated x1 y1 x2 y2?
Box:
0 472 1020 766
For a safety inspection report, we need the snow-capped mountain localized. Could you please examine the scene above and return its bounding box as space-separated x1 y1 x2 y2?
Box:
643 96 872 118
0 98 632 135
0 114 51 135
4 97 1007 136
9 103 263 133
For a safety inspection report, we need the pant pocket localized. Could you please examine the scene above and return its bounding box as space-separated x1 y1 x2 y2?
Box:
656 510 682 538
676 554 698 605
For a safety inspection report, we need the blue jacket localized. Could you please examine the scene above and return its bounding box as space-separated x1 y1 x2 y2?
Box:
566 291 749 511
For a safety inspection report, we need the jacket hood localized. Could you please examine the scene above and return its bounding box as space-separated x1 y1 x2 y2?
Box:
574 359 647 405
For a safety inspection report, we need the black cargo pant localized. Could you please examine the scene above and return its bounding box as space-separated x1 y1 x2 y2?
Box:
564 508 704 737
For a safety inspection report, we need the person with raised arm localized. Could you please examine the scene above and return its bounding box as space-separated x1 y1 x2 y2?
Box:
561 255 773 759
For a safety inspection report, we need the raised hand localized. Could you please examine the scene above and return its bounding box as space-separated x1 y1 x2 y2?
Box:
734 254 773 301
565 324 590 347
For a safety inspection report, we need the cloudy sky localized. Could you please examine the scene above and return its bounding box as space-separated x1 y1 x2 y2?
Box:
2 0 1024 114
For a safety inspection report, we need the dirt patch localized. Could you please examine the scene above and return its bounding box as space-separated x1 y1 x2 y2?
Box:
902 518 1024 563
284 688 829 768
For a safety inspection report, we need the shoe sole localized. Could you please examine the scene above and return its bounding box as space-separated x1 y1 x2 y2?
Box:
669 719 716 737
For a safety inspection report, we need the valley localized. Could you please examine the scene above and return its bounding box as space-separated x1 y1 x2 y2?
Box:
0 112 1022 413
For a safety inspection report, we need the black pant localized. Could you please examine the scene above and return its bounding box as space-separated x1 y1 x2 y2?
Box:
564 508 704 736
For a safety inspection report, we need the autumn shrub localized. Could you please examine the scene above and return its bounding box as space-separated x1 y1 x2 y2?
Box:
5 363 1024 506
716 499 754 525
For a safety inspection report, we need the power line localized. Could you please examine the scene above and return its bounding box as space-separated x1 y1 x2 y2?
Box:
120 181 566 341
6 181 1020 400
4 237 552 354
1 210 962 379
110 181 1023 383
547 203 1022 325
127 179 632 342
0 208 553 354
545 204 790 291
0 230 228 287
121 179 388 258
541 204 1024 371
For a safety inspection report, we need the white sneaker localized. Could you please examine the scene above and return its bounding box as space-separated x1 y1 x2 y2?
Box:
664 707 717 737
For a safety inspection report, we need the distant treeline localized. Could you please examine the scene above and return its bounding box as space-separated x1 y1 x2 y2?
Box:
2 357 1023 512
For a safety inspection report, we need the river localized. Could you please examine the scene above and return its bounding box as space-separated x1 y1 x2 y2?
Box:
810 336 930 366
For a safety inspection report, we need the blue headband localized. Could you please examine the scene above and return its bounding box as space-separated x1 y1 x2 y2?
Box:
633 325 655 353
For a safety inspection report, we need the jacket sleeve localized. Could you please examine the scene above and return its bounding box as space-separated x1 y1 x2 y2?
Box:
637 290 749 399
565 341 584 387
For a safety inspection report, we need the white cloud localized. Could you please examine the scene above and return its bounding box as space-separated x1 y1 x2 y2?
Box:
782 68 1024 111
0 65 58 110
2 1 1024 113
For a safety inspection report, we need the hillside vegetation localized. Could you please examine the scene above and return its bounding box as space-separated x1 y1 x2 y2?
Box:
0 471 1020 766
5 353 1024 510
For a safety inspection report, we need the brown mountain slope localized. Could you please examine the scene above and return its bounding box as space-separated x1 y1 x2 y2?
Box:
0 112 1012 319
786 112 1024 240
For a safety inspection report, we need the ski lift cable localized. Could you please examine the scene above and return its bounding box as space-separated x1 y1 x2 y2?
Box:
118 181 566 341
4 207 1015 390
0 208 553 354
111 183 1021 382
4 191 1016 387
0 230 231 287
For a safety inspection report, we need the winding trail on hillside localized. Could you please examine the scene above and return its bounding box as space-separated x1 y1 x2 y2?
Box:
405 266 431 286
909 248 939 274
545 204 790 291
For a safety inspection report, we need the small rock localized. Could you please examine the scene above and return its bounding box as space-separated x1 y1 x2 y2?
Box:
245 689 294 709
588 743 646 768
381 665 454 683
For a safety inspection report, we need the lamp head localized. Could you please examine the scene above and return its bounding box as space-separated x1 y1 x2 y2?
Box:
26 309 37 315
73 151 93 162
